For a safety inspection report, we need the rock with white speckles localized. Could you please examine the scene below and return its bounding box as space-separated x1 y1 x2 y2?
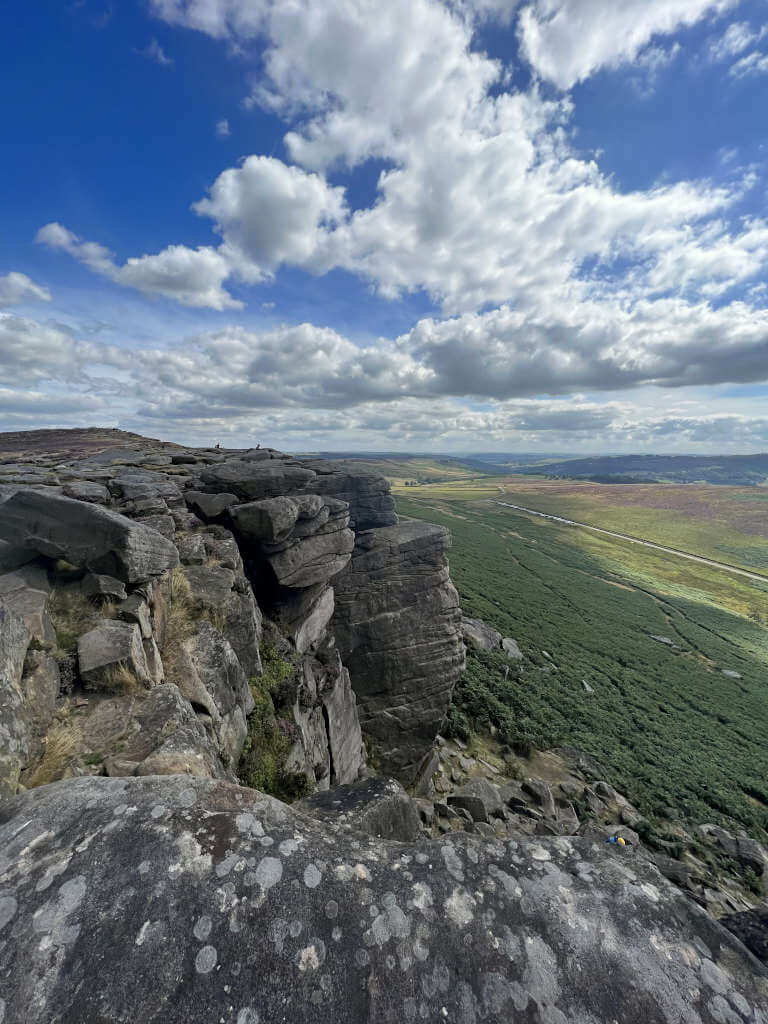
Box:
0 774 766 1024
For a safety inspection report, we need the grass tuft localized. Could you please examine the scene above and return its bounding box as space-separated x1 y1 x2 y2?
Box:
26 722 82 788
238 640 310 802
161 566 195 684
101 662 142 693
49 587 101 656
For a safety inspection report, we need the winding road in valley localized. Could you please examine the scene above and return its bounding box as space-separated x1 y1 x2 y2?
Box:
495 501 768 584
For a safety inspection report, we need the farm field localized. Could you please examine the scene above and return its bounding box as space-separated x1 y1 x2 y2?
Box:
390 475 768 574
395 491 768 843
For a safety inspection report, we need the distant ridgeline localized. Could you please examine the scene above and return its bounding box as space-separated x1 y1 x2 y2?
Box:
512 453 768 486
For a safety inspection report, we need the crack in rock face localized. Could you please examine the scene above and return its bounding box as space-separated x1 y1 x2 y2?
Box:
0 775 766 1024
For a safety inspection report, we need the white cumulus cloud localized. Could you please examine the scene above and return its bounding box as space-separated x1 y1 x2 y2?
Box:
518 0 735 89
0 272 51 308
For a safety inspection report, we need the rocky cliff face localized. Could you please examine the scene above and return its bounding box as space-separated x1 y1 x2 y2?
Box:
0 431 767 1019
333 520 465 784
0 436 464 799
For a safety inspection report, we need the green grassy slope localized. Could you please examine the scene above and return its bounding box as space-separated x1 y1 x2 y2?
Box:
396 494 768 841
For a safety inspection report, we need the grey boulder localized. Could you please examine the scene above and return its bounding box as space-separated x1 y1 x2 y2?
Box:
77 620 153 690
449 778 505 823
0 491 178 584
502 637 523 660
297 776 423 841
81 573 127 602
198 459 316 500
461 616 502 651
0 774 766 1024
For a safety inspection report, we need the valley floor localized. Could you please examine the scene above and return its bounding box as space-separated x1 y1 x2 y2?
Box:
395 490 768 847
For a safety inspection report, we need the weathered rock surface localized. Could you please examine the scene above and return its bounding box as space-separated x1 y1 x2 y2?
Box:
184 489 239 520
0 563 55 647
62 479 109 503
333 520 465 783
0 775 766 1024
722 910 768 966
0 599 30 798
176 621 256 769
232 495 354 589
449 778 505 823
297 776 422 841
78 619 153 690
18 651 60 764
461 615 502 651
0 491 178 584
182 564 263 679
295 460 398 531
81 572 127 602
199 459 316 500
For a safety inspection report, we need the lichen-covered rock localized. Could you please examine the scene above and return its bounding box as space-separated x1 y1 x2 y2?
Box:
0 774 766 1024
333 520 465 784
175 532 206 565
0 491 178 584
0 598 30 798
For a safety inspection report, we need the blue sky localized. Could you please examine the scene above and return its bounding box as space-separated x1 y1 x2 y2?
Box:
2 0 768 452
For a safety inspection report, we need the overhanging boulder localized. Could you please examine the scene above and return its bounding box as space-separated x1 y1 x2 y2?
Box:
0 491 178 584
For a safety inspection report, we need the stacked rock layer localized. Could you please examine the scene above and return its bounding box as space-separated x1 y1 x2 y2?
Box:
0 437 465 798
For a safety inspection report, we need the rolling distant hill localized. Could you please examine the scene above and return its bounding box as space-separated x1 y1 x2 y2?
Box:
513 453 768 486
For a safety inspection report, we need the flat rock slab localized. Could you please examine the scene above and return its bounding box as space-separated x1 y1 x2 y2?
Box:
0 491 178 584
0 775 766 1024
199 460 316 500
78 619 151 689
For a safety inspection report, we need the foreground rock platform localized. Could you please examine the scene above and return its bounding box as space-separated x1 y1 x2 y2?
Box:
0 775 766 1024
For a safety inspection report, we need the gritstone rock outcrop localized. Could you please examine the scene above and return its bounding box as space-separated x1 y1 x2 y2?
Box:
333 520 465 784
1 430 766 1022
0 435 464 798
